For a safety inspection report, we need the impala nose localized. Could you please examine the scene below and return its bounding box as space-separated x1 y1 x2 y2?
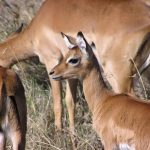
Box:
49 70 55 75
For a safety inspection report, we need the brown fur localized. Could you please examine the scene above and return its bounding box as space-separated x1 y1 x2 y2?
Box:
1 0 150 131
50 32 150 149
0 67 27 150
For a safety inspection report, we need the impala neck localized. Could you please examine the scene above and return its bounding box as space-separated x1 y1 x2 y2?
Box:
0 28 36 67
83 55 111 113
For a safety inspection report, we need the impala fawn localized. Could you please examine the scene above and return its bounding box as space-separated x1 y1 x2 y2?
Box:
50 32 150 150
0 67 27 150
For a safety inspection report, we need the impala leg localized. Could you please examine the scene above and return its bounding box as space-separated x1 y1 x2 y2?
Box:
9 115 26 150
7 96 26 150
10 130 25 150
65 79 78 134
0 131 5 150
50 79 63 130
66 79 78 149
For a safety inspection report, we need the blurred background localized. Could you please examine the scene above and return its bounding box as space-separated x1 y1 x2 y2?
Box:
0 0 150 149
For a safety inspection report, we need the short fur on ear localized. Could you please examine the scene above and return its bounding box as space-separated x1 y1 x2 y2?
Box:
76 32 89 58
61 32 76 49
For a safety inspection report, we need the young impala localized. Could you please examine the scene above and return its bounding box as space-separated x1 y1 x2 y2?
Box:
50 32 150 150
1 0 150 133
0 67 27 150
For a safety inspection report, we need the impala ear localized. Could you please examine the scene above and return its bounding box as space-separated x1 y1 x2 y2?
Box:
76 32 86 50
76 31 89 58
61 32 76 49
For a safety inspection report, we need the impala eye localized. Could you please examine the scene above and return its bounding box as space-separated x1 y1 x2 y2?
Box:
67 58 80 66
69 58 78 64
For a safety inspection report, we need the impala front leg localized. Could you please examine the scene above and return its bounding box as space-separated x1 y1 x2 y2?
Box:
65 79 78 134
66 79 78 149
50 79 63 130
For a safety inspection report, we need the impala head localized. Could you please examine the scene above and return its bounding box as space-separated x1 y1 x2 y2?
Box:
49 32 96 80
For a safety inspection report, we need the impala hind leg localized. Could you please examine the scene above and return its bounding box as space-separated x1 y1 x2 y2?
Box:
8 96 26 150
8 112 26 150
9 121 25 150
0 131 5 150
10 130 25 150
50 79 63 130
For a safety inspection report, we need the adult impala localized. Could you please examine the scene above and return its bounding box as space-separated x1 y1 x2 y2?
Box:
50 32 150 150
1 0 150 132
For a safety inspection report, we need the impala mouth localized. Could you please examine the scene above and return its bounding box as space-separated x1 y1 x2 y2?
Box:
50 74 78 80
51 75 63 81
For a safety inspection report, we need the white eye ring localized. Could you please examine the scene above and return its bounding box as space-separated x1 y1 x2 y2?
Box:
66 57 80 66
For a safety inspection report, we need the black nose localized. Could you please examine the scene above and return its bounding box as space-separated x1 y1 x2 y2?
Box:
49 70 55 75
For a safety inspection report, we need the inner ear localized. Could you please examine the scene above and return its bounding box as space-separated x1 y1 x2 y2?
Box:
61 32 76 49
76 33 86 51
76 32 90 58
